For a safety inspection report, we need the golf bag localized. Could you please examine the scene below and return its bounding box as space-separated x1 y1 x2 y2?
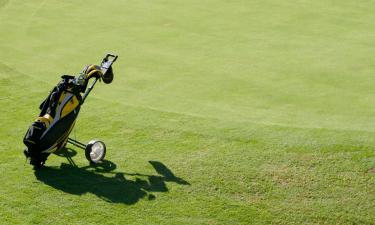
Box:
23 75 82 165
23 54 118 168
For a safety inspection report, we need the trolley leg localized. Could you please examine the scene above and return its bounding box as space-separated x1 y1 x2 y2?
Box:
67 138 86 150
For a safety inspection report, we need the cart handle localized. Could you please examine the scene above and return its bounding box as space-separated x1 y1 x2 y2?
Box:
103 53 118 64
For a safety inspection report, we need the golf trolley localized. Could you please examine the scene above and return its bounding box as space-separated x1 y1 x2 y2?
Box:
23 53 118 169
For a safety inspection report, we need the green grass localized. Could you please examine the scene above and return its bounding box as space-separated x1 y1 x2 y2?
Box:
1 0 375 224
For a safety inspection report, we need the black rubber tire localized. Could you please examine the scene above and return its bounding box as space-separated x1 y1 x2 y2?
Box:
85 140 106 163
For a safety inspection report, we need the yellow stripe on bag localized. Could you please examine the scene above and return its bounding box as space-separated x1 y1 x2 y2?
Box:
61 95 79 118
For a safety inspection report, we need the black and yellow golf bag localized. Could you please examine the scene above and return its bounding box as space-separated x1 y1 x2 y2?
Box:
23 54 118 169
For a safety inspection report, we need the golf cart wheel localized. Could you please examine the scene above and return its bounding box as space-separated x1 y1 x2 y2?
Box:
85 140 106 163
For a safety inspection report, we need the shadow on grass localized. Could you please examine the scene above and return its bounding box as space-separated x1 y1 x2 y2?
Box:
35 149 190 205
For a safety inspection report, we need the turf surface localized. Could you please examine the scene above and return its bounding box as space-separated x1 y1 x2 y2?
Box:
1 0 375 224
